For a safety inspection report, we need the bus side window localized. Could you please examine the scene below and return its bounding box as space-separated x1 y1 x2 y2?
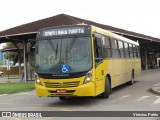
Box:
129 44 133 58
118 40 125 58
124 42 129 58
111 39 119 58
103 36 112 58
94 37 103 65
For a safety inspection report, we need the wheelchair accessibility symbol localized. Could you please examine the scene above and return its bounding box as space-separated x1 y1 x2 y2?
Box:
61 64 70 73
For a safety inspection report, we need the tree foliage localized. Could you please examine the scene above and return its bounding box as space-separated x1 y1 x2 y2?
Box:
3 42 19 64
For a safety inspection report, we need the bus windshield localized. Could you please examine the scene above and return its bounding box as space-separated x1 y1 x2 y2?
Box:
35 36 92 74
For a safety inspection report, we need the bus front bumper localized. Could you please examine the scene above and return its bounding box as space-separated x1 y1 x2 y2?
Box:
35 81 95 97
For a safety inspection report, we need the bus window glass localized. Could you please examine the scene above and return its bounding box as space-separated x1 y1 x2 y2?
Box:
124 43 129 58
35 37 92 74
112 39 119 58
118 41 125 58
94 37 103 64
129 44 133 58
103 36 112 58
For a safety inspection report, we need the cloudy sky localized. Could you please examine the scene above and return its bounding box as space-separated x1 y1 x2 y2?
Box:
0 0 160 42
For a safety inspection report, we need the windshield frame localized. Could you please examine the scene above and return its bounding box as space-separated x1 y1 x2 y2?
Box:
35 35 93 79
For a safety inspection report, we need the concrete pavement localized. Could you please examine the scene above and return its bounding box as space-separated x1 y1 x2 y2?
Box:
141 69 160 96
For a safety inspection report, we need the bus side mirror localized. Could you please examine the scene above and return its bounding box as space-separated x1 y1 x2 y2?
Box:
27 39 36 54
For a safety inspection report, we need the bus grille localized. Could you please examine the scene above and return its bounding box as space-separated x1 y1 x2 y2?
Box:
44 81 80 88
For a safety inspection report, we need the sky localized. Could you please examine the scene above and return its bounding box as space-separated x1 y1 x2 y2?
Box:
0 0 160 48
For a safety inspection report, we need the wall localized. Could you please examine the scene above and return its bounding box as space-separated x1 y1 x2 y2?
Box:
0 67 21 75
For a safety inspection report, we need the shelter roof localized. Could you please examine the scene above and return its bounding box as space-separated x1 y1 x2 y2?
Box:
0 14 160 42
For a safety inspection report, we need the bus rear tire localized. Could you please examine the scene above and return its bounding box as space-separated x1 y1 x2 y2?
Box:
129 71 134 85
59 96 66 100
101 77 110 98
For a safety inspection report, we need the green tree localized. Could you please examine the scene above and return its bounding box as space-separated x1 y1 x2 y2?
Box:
0 61 3 65
3 42 19 64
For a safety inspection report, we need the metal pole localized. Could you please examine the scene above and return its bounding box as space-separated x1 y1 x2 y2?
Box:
18 51 21 76
23 41 27 82
12 42 21 75
7 52 9 82
144 48 148 71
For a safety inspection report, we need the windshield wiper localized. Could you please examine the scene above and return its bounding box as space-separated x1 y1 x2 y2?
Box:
66 36 77 53
55 43 58 59
48 40 56 52
65 43 68 60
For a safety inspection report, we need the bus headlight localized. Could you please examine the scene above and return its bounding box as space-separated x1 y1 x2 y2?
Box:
84 69 92 84
35 73 42 85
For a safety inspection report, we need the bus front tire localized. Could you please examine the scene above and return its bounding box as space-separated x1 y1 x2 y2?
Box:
59 96 66 100
101 77 110 98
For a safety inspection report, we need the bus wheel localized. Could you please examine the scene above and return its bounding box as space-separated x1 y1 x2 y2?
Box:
129 72 134 85
101 77 110 98
59 96 66 100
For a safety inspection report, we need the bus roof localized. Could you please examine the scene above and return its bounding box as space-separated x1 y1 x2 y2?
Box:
91 25 139 46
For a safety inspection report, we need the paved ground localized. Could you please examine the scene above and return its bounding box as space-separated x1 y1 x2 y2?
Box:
0 70 160 120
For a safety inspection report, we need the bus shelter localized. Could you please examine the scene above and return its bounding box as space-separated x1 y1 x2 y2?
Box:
0 14 160 81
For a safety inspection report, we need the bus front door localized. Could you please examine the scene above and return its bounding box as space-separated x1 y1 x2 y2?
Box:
94 37 105 95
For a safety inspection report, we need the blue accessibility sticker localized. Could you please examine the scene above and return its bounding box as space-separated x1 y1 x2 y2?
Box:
61 64 70 73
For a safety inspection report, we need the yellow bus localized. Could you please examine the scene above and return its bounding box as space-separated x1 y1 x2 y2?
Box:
35 24 141 100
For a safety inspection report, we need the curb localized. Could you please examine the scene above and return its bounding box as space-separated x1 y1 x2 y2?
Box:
151 83 160 95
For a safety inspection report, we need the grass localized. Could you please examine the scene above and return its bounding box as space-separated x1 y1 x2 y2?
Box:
0 82 35 94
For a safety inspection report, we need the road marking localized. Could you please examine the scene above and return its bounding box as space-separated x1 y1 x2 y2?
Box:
153 96 160 105
17 92 35 95
122 95 130 98
0 94 7 97
136 96 149 101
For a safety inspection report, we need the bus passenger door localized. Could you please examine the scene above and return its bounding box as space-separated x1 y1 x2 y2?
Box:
94 37 105 95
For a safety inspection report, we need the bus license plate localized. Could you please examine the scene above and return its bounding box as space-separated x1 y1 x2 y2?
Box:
56 89 66 93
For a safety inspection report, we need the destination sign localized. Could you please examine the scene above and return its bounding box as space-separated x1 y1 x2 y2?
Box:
37 26 91 38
